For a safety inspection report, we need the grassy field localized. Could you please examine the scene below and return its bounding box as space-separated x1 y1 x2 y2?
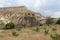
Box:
0 24 60 40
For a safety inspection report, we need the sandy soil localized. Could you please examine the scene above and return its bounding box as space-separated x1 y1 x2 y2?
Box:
0 24 60 40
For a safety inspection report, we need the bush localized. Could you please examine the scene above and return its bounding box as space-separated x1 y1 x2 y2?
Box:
12 31 19 36
39 23 43 26
16 28 22 31
5 22 15 29
52 28 57 31
46 17 54 25
50 34 60 40
33 27 39 32
36 27 39 32
44 30 49 35
56 18 60 24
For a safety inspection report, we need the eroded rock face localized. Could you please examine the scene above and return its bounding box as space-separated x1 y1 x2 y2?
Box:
0 6 46 28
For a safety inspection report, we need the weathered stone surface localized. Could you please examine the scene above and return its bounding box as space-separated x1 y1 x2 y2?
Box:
0 6 46 28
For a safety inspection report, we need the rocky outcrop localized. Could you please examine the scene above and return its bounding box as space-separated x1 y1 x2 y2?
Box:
0 6 46 28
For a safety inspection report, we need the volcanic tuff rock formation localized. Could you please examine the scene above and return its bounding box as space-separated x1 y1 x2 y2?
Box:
0 6 46 28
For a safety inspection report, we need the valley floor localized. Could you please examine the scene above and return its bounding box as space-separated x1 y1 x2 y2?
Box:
0 24 60 40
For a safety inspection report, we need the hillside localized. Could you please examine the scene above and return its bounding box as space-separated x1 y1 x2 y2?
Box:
0 6 46 29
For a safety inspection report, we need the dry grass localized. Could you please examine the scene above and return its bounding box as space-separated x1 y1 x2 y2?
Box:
0 24 60 40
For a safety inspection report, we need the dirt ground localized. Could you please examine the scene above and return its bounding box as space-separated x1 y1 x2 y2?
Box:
0 24 60 40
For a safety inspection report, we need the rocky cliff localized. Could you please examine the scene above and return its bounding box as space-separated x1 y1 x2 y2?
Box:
0 6 46 28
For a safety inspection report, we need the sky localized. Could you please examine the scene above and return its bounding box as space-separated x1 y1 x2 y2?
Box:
0 0 60 18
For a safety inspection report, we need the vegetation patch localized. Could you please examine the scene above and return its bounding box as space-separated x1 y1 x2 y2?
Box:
33 27 40 32
52 28 57 31
16 28 22 32
44 29 49 35
56 18 60 24
5 22 15 29
46 17 54 25
12 31 19 36
50 34 60 40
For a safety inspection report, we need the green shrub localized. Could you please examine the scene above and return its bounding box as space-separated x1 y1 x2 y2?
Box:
16 28 22 31
33 27 39 32
50 34 60 40
12 31 19 36
5 22 15 29
46 17 54 25
36 27 39 32
44 30 49 35
52 28 57 31
56 18 60 24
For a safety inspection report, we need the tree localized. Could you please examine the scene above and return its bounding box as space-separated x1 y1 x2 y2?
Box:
46 17 54 25
56 18 60 24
